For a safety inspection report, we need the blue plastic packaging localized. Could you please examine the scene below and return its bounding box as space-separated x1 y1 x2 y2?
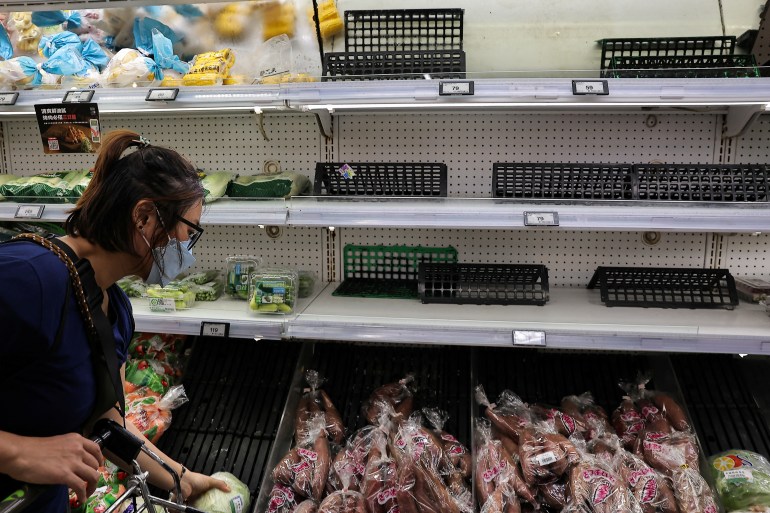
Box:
0 25 12 60
151 29 189 74
133 17 180 55
32 11 82 30
39 31 81 58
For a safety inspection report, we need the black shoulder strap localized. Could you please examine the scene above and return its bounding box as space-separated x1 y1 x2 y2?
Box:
45 236 126 421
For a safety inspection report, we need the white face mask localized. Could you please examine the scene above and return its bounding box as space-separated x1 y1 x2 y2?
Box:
143 234 196 286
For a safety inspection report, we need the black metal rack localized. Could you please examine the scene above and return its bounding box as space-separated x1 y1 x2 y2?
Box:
323 8 465 81
492 163 634 200
492 162 769 202
314 162 448 196
608 54 759 78
599 36 737 69
156 338 301 501
344 9 464 53
635 164 769 202
418 263 549 305
587 266 739 309
672 354 770 457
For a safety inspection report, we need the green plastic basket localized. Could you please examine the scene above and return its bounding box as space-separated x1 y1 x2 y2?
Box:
334 244 458 299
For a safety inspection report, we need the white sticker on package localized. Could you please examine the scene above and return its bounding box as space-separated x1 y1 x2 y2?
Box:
534 451 558 466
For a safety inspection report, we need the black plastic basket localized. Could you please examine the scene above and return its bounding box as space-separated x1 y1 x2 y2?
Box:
334 244 458 299
608 54 759 78
344 9 464 53
314 162 447 196
492 163 634 200
599 36 737 70
587 266 739 309
635 164 769 202
323 50 465 81
419 263 549 305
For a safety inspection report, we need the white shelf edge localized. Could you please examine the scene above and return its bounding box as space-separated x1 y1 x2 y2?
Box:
0 79 767 117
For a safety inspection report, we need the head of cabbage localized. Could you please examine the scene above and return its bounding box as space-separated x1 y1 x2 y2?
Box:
190 472 251 513
710 450 770 512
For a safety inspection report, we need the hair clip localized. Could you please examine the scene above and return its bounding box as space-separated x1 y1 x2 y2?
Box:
133 135 151 148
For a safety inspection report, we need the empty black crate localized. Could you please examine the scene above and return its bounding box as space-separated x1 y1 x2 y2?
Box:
635 164 769 202
609 54 759 78
419 263 549 305
323 50 465 81
344 9 464 53
599 36 737 71
492 163 634 200
314 162 447 196
588 266 739 309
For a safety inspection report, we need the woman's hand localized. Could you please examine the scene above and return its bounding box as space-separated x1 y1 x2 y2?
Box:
0 432 102 505
181 470 231 501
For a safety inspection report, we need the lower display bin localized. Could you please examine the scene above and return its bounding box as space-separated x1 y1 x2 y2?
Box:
155 337 302 504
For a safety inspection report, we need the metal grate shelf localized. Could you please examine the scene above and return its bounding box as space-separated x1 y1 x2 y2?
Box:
635 164 769 202
599 36 737 70
418 263 550 305
314 162 448 196
587 266 739 309
344 9 464 53
492 163 634 200
608 54 759 78
155 338 302 500
323 51 465 81
672 354 770 458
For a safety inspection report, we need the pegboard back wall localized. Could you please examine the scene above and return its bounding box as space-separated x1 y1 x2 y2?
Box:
2 114 322 176
338 228 710 287
188 225 325 280
720 233 770 279
336 112 722 197
733 116 770 165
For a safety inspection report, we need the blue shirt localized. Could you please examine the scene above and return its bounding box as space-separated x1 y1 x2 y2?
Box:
0 240 133 513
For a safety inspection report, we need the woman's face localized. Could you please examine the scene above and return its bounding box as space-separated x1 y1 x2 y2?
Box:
134 200 203 280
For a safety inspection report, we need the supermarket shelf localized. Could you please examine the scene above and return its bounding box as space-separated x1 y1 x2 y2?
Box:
130 289 323 340
290 285 770 355
0 0 235 11
0 199 288 225
289 197 770 231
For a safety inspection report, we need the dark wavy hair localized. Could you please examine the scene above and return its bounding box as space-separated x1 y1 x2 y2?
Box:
66 129 204 261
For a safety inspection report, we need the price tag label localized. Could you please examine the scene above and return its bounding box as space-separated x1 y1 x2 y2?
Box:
572 80 609 95
200 321 230 338
14 205 44 219
439 81 474 96
524 212 559 226
0 92 19 105
148 298 176 312
513 330 546 347
62 90 95 103
146 88 179 101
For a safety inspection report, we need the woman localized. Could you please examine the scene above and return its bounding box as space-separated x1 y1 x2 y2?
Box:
0 130 229 512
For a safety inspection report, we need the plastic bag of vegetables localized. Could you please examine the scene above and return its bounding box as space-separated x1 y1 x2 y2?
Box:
226 172 311 198
710 449 770 512
201 171 234 203
190 471 250 513
177 270 225 301
117 275 147 298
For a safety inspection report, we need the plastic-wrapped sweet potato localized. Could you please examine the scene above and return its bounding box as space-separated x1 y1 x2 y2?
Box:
423 408 473 479
272 413 331 501
650 393 690 432
476 386 532 444
265 484 298 513
363 374 415 425
636 398 673 434
621 452 679 513
295 500 319 513
390 417 445 475
563 392 615 441
328 426 377 493
317 489 367 513
564 457 638 513
296 370 345 445
612 397 645 450
672 468 717 513
475 419 530 512
639 431 699 477
362 430 399 513
518 426 580 486
539 479 567 510
531 404 588 440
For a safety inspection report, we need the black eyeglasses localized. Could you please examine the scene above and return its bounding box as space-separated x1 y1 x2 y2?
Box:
175 216 204 251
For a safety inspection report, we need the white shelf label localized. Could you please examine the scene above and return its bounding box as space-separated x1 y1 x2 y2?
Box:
439 81 474 96
572 80 609 95
201 321 230 338
149 298 176 312
146 88 179 101
524 212 559 226
0 92 19 105
513 330 546 347
14 205 44 219
62 90 95 103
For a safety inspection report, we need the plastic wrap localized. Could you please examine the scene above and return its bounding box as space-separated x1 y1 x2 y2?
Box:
362 374 415 425
272 413 331 501
226 172 312 198
531 403 588 440
0 57 37 88
124 357 176 394
423 407 473 479
296 370 345 445
620 451 678 513
710 450 770 512
189 471 250 513
475 386 532 444
200 171 234 203
518 424 580 487
329 426 377 493
638 430 700 477
474 419 530 512
124 385 187 443
38 31 80 58
249 268 298 314
32 11 82 31
101 48 162 87
266 484 298 513
362 429 398 513
225 255 262 300
612 397 645 450
117 275 147 298
564 455 639 513
672 467 718 513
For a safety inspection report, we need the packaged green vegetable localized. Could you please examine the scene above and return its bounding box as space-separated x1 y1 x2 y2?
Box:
200 171 234 203
194 280 224 301
0 174 18 201
117 275 147 298
226 255 262 300
190 471 250 513
298 270 317 298
146 284 196 310
249 268 297 315
226 171 311 198
178 269 223 286
711 450 770 511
